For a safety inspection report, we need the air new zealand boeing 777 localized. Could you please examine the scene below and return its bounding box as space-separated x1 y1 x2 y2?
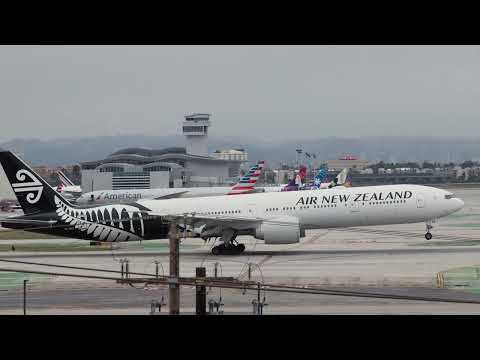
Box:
0 151 465 255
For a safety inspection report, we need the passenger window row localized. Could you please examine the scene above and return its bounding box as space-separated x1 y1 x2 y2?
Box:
368 200 407 205
266 204 337 212
201 210 242 216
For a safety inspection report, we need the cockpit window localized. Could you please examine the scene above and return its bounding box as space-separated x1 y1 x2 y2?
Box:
445 193 455 199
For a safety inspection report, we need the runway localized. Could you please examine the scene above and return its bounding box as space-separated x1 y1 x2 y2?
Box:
2 285 480 315
0 187 479 314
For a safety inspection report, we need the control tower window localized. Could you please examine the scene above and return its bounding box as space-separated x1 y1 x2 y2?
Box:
183 126 204 132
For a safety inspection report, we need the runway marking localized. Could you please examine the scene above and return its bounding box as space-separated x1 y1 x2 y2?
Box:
332 227 480 243
236 232 331 280
304 231 329 245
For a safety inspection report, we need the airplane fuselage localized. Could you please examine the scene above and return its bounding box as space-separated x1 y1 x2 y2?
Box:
76 186 238 205
138 184 463 230
4 184 463 244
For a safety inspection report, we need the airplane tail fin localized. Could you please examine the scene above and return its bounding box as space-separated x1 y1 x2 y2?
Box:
328 168 350 188
0 151 73 215
314 167 327 186
336 168 349 185
228 161 265 195
298 166 307 181
57 170 75 187
295 166 307 188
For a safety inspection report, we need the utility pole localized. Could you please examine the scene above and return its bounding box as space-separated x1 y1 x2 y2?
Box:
257 282 261 304
168 222 180 315
252 282 268 315
195 267 206 315
23 279 28 315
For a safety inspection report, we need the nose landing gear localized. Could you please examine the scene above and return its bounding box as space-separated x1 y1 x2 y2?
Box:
425 221 434 240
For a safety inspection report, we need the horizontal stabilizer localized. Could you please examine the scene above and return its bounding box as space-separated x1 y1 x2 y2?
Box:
0 218 58 225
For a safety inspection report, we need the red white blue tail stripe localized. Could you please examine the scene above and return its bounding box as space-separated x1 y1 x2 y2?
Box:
58 171 75 187
228 161 265 195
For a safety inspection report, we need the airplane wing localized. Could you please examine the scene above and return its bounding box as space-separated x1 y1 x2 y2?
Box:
153 191 190 200
141 211 263 228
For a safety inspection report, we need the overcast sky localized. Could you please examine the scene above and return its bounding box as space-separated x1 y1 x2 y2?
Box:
0 45 479 143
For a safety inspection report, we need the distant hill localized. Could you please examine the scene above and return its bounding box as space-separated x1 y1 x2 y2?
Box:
2 135 480 167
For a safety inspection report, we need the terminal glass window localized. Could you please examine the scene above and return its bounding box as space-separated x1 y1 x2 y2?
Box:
100 167 124 173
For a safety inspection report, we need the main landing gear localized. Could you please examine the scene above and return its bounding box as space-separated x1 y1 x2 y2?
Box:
211 228 245 255
425 221 434 240
211 241 245 255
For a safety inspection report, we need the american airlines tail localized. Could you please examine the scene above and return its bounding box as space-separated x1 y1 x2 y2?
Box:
57 170 75 187
227 161 265 195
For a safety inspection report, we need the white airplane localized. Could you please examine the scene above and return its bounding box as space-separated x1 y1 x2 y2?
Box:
0 151 465 256
73 161 265 205
139 184 464 254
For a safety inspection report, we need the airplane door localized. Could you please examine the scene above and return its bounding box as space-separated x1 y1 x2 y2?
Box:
416 194 425 208
247 203 257 217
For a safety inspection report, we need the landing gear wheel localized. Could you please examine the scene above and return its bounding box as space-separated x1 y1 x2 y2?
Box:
211 243 245 255
425 232 433 240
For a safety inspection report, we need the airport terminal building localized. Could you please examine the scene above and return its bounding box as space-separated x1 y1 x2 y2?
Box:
327 155 369 171
80 114 248 191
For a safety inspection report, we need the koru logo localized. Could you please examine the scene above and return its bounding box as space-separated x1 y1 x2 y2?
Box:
12 169 43 204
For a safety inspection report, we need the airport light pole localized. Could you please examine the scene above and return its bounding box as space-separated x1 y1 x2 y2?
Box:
23 279 28 315
296 149 302 168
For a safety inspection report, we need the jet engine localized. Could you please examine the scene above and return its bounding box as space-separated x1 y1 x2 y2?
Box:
254 216 304 244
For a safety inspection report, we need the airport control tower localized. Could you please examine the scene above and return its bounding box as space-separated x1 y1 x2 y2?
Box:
183 113 211 157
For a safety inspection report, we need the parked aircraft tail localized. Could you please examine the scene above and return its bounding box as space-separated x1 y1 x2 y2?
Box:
313 166 327 186
227 161 265 195
0 151 72 215
57 170 75 187
298 166 307 180
329 168 350 188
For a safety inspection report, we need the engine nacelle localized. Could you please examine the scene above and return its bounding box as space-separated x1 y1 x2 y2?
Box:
254 216 303 244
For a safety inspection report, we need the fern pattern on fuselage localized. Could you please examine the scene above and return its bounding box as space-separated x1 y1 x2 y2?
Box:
54 196 143 241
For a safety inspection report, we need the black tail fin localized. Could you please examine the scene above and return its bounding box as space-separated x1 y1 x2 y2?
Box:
0 150 73 215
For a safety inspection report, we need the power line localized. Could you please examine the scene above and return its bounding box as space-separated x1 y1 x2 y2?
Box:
2 266 480 305
0 258 162 278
